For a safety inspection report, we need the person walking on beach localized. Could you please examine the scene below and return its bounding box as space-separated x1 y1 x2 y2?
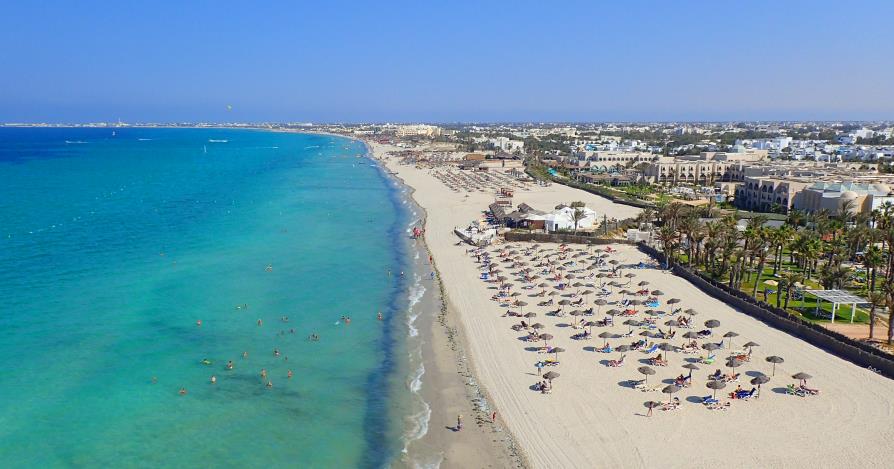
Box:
457 414 463 431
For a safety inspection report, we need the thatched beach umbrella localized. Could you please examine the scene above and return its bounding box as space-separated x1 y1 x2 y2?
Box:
723 331 739 349
638 366 656 383
706 379 726 399
662 384 681 404
651 290 665 296
792 372 813 387
743 341 759 355
540 333 554 348
667 298 681 305
682 363 699 380
750 374 770 397
542 371 560 384
665 319 681 333
584 320 598 333
625 273 636 279
766 355 784 376
531 323 545 330
514 300 528 314
552 347 566 361
558 299 571 312
685 308 698 319
683 331 699 340
581 289 594 302
726 357 744 376
704 319 720 329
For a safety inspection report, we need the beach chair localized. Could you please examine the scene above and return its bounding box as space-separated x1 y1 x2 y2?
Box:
700 354 716 365
800 385 820 395
597 345 613 353
644 344 659 355
701 396 719 405
786 384 806 397
607 354 626 367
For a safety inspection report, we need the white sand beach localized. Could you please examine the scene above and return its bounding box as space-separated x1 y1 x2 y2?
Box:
372 142 894 469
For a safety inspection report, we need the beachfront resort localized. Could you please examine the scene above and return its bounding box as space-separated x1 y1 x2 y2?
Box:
373 140 894 468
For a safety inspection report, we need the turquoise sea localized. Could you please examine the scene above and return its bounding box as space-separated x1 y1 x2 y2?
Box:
0 128 421 468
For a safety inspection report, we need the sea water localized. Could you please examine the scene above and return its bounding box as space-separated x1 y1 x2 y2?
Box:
0 128 422 468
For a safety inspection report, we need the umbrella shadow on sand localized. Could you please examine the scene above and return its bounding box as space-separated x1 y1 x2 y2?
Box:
771 386 790 395
685 395 705 404
745 370 765 377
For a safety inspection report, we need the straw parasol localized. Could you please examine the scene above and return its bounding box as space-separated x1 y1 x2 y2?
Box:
531 323 545 330
539 333 554 347
665 319 681 333
644 400 661 416
662 384 681 404
638 280 650 287
542 371 560 383
685 308 698 319
667 298 681 305
682 363 699 380
524 312 537 319
514 300 528 313
651 290 665 296
766 356 784 376
704 319 720 329
722 331 739 349
682 331 699 340
706 379 726 399
552 347 566 360
792 372 812 386
638 366 656 383
625 273 636 279
750 374 770 397
726 357 744 376
743 341 759 355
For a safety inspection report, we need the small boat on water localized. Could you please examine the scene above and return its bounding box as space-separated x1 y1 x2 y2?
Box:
65 140 88 144
208 139 228 143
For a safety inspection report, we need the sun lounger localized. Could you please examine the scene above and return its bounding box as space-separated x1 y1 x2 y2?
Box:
707 402 730 411
607 354 626 367
597 345 613 353
786 384 807 397
701 396 719 405
644 344 659 354
640 384 662 393
800 385 820 395
700 354 716 365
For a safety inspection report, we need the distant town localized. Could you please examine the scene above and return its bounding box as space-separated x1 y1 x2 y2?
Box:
11 120 894 218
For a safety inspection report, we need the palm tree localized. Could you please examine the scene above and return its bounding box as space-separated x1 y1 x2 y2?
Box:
656 225 678 269
780 271 804 310
771 225 795 275
751 229 772 298
571 208 586 233
863 245 883 293
867 291 885 340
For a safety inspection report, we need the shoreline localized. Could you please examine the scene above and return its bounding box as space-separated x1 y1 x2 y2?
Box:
367 140 524 468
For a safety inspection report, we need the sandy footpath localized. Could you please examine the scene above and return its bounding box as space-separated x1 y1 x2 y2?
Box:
373 142 894 469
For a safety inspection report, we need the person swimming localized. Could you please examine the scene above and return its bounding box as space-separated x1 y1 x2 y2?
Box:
257 319 263 326
242 351 248 359
226 360 234 370
274 348 280 357
266 381 273 388
179 387 188 395
196 320 202 327
261 369 267 379
287 370 293 379
210 375 217 384
377 312 383 321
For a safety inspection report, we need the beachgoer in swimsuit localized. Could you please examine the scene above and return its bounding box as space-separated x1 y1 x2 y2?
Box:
226 361 234 370
179 388 187 395
210 375 216 384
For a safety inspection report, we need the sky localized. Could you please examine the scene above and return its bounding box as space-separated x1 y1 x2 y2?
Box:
1 0 892 123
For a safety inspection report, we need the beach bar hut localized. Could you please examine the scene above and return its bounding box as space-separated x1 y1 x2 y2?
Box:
802 290 868 323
